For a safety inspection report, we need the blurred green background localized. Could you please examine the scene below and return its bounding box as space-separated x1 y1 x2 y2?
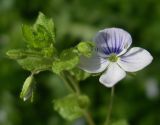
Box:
0 0 160 125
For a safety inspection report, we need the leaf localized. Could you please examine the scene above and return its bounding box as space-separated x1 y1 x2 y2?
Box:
69 68 90 81
34 12 55 42
77 41 95 57
41 45 57 58
20 75 36 102
6 49 27 59
17 56 52 72
6 49 44 59
8 13 57 74
7 49 53 72
22 24 53 49
112 120 129 125
54 94 90 121
33 24 53 48
22 12 56 49
52 49 79 74
22 24 34 43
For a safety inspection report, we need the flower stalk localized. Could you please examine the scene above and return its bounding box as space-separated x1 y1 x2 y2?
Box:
60 73 75 93
104 87 115 125
60 72 95 125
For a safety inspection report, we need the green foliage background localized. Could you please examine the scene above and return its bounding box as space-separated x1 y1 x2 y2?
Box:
0 0 160 125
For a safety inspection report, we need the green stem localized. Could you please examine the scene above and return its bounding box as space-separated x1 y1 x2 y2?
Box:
84 110 96 125
59 73 74 93
60 72 95 125
67 74 95 125
66 74 80 94
104 87 115 125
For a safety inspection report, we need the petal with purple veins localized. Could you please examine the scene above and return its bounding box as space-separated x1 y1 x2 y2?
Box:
94 28 132 56
118 47 153 72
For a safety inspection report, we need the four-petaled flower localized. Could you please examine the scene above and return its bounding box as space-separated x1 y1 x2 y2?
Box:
79 28 153 87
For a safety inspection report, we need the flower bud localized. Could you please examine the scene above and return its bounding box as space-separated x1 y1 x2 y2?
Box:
20 75 35 102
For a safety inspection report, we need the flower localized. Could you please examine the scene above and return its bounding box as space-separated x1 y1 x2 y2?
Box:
79 28 153 87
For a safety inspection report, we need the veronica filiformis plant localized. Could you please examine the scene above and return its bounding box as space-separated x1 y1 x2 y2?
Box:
79 28 153 87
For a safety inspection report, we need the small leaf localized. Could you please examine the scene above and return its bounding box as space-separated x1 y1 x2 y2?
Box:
34 12 55 42
6 49 27 59
33 24 53 48
54 94 90 121
17 56 52 72
77 41 94 57
6 49 44 59
20 75 36 102
112 120 129 125
22 24 53 49
52 49 79 74
22 24 34 44
41 45 57 58
69 68 90 81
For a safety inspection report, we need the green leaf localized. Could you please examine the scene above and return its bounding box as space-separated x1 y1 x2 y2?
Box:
69 68 90 81
54 94 90 121
6 49 27 59
7 49 53 72
22 12 56 49
22 24 34 44
41 45 57 58
22 24 53 49
34 12 55 42
77 41 95 57
6 49 44 59
52 49 79 74
20 75 36 102
112 120 129 125
33 24 53 48
17 56 52 72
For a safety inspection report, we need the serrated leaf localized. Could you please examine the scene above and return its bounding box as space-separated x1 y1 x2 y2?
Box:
77 41 94 57
112 120 129 125
52 49 79 74
17 56 52 72
54 94 90 121
70 68 90 81
20 75 36 102
33 24 53 48
22 24 53 49
34 12 55 42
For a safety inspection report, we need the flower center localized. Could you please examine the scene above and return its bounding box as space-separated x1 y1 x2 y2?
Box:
108 53 119 62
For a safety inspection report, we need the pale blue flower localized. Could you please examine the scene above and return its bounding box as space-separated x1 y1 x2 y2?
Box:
79 28 153 87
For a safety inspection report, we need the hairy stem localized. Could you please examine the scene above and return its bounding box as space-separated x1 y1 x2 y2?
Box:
104 87 115 125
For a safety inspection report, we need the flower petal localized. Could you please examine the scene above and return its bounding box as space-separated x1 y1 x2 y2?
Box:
118 47 153 72
99 63 126 87
94 28 132 56
78 53 109 73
